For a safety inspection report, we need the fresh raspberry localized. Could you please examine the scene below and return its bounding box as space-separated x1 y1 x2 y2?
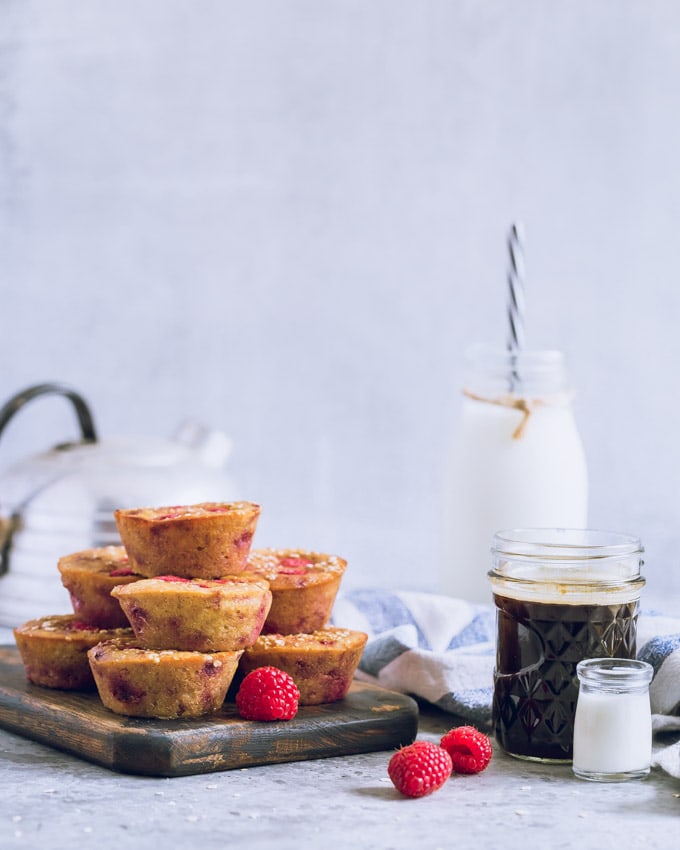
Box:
440 725 493 775
387 741 453 798
235 666 300 721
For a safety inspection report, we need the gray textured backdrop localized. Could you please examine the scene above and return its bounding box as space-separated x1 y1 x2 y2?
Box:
1 1 679 607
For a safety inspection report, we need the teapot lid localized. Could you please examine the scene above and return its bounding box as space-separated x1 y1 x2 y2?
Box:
0 383 233 516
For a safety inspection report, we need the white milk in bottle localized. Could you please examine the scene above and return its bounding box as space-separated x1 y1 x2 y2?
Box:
444 345 588 603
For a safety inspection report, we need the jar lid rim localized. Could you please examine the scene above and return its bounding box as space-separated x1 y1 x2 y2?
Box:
577 657 653 686
464 343 566 364
492 528 644 560
488 571 646 590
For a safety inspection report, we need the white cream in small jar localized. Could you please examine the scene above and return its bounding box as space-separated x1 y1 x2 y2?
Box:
572 658 653 782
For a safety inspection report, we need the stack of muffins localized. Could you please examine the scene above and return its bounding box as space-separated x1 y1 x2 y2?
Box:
13 501 367 720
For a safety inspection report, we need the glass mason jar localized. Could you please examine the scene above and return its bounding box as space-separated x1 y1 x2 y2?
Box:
489 528 645 763
443 345 588 603
573 658 653 782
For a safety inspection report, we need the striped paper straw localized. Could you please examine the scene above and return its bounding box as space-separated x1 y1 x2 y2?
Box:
506 223 525 388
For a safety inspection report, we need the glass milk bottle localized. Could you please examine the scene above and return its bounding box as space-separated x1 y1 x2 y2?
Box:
443 345 588 603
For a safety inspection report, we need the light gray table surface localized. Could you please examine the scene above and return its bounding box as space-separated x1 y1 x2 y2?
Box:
1 627 678 850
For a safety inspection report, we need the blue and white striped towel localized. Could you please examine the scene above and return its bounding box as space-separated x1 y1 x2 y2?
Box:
332 589 680 779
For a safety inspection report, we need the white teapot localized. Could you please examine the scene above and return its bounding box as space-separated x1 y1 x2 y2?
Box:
0 383 238 626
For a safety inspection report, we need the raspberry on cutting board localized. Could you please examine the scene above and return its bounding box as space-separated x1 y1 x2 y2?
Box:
235 665 300 721
387 741 453 798
440 725 493 775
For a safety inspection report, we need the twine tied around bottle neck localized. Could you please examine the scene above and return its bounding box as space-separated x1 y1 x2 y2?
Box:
462 388 574 440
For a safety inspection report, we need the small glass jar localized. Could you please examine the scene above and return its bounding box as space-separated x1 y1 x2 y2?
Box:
489 528 645 763
573 658 653 782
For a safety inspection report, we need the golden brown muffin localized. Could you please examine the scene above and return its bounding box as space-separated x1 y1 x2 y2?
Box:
88 638 242 719
243 549 347 635
114 501 261 578
13 615 133 690
57 545 142 628
237 627 368 705
111 575 272 652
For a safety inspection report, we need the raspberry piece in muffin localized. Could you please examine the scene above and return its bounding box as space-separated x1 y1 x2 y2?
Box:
13 614 133 690
57 545 142 628
88 637 243 719
237 627 368 705
114 501 261 579
111 575 272 652
243 548 347 635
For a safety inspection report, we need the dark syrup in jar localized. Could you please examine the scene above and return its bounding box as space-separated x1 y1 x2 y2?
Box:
492 593 639 761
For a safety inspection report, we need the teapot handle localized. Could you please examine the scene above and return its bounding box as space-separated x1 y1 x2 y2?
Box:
0 383 98 446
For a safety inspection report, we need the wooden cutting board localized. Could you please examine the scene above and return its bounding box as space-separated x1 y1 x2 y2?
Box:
0 645 418 777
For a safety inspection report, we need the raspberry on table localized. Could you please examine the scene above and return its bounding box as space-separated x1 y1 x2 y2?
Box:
387 741 453 798
235 665 300 721
440 725 493 775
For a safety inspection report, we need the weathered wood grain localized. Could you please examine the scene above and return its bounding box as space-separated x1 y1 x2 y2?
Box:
0 645 418 777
